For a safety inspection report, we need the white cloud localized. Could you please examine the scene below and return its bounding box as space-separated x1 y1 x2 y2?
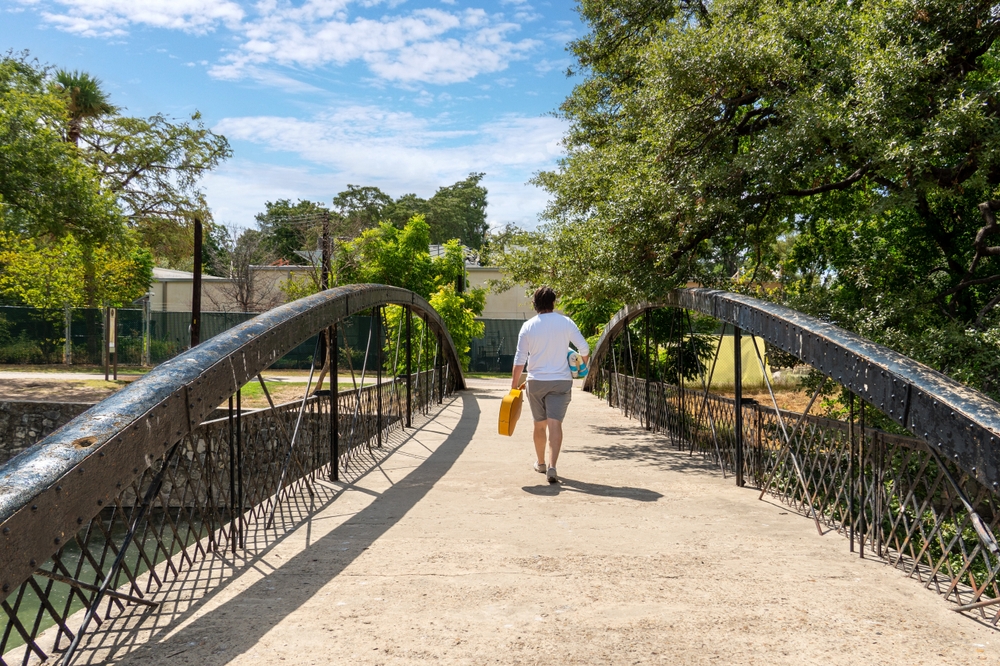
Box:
201 162 335 227
206 106 566 227
34 0 243 37
27 0 539 85
214 107 562 178
212 6 538 85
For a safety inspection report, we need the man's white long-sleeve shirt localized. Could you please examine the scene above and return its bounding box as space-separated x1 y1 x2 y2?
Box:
513 313 590 381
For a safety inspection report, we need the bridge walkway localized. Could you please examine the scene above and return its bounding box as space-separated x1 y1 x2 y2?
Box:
65 378 997 665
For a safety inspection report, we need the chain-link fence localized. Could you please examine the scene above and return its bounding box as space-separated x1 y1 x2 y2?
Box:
0 306 529 373
0 306 390 370
468 319 524 373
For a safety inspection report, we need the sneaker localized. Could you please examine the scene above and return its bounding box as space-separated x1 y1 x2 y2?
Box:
546 467 558 484
533 462 546 474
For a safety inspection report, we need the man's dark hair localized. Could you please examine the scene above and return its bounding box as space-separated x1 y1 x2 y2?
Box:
533 286 556 312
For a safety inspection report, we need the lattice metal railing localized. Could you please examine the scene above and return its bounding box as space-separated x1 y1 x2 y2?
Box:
587 294 1000 626
0 286 465 666
0 368 453 666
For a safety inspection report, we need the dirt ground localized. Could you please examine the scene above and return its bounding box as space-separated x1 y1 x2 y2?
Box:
50 377 1000 666
713 387 824 414
0 376 353 409
0 377 133 402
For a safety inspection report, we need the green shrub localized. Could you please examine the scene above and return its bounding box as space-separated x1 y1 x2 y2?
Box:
0 332 47 364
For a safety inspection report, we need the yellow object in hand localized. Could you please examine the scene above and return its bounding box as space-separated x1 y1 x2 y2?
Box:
498 384 525 436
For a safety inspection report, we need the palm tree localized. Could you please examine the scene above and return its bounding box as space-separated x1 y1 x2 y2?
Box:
52 70 116 355
53 70 115 146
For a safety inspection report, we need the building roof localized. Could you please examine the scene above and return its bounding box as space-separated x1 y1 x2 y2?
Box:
152 267 227 281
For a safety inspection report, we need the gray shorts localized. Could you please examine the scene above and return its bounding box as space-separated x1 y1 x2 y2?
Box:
526 380 573 422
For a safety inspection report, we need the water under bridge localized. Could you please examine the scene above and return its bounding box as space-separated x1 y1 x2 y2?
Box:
2 285 1000 665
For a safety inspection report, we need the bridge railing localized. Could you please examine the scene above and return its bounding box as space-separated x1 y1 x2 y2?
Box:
0 285 464 666
587 290 1000 625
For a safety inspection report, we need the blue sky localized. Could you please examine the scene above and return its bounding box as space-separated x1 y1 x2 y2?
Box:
2 0 584 229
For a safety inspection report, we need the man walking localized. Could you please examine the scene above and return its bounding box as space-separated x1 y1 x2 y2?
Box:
511 286 589 483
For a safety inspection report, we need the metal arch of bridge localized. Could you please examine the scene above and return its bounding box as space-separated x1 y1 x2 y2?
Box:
584 288 1000 490
583 288 1000 622
0 284 464 664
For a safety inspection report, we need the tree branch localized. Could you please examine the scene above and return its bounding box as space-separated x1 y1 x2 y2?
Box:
784 164 869 197
929 154 978 187
936 272 1000 298
975 200 1000 258
976 292 1000 328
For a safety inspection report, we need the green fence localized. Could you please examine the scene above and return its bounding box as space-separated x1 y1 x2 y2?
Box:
468 319 525 373
0 307 386 370
0 306 525 373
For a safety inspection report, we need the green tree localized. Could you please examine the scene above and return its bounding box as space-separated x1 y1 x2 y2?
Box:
319 214 486 369
0 231 153 310
340 215 435 296
81 111 231 268
53 69 115 146
508 0 1000 397
384 174 490 249
333 185 393 236
426 173 489 249
428 284 486 371
0 55 121 245
92 239 154 307
0 232 85 311
255 199 327 264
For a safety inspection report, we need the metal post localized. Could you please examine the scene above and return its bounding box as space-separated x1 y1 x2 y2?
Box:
734 325 744 487
331 322 339 482
228 395 236 555
645 310 651 431
191 215 202 348
111 307 118 381
236 387 244 549
103 307 109 381
437 332 444 404
849 392 855 552
143 294 151 367
859 399 866 558
424 315 430 413
678 311 685 443
406 308 412 428
206 410 214 552
63 304 72 365
376 307 383 448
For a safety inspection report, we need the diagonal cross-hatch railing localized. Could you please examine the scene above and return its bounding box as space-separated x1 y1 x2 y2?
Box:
584 288 1000 624
0 284 465 665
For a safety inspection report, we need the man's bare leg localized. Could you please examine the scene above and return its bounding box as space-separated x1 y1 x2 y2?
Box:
533 420 547 466
546 419 563 468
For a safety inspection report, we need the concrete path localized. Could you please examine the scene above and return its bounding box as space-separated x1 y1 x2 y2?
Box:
68 378 999 665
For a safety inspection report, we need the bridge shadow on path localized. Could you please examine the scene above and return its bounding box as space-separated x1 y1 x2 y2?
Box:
570 424 726 476
92 391 481 665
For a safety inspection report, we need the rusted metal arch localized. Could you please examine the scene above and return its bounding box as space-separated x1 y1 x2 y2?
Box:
583 288 1000 492
0 284 465 596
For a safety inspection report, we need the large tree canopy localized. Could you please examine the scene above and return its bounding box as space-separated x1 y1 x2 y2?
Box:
1 52 226 315
254 199 327 264
0 55 120 245
330 174 490 249
81 111 231 267
500 0 1000 397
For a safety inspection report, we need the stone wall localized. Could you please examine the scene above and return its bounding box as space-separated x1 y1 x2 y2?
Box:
0 400 94 465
